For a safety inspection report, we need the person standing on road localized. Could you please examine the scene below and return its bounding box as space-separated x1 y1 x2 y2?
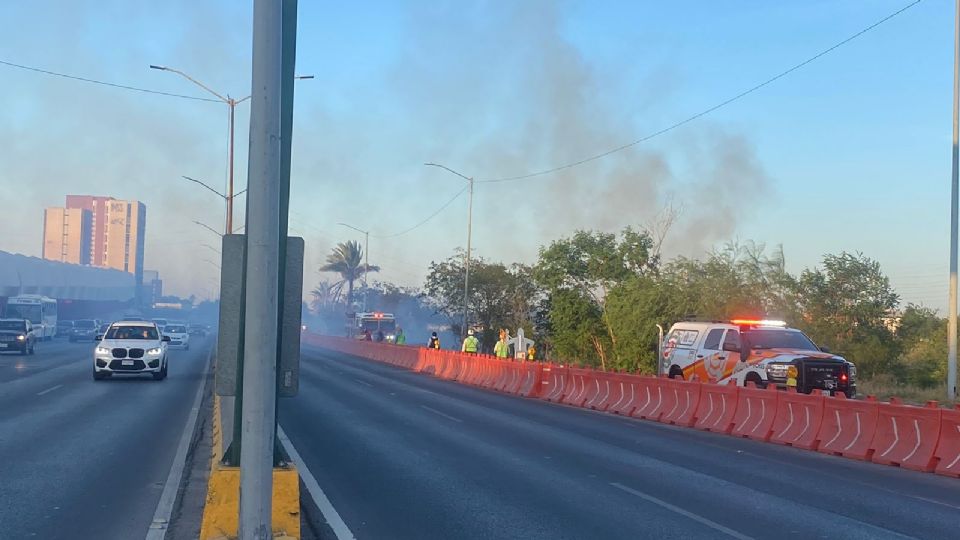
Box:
395 327 406 345
494 329 509 359
462 329 479 355
428 332 441 350
526 343 537 361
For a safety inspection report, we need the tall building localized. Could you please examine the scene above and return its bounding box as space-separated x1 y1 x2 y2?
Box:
42 207 92 264
65 195 115 267
101 199 147 282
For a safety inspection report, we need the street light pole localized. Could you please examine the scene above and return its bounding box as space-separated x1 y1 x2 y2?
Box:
424 163 474 338
337 222 371 312
949 0 959 401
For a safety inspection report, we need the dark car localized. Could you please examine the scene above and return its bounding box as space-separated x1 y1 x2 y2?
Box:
187 323 208 337
56 320 75 338
0 319 37 355
98 322 112 337
70 319 100 342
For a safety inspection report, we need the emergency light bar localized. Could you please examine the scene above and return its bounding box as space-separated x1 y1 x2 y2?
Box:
730 319 787 327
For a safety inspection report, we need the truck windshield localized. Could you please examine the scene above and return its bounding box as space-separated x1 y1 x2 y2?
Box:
743 329 818 351
0 321 26 331
5 305 41 324
361 320 395 332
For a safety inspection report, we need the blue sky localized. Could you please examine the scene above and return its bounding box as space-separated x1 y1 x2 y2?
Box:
0 0 953 310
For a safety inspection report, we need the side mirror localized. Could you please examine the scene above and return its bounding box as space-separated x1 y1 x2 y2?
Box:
820 345 831 353
162 336 171 342
94 335 102 341
722 342 740 353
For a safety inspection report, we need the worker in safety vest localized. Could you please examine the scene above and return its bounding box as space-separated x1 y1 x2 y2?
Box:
786 365 798 390
462 329 479 354
395 328 406 345
526 344 536 361
493 329 509 359
427 332 440 350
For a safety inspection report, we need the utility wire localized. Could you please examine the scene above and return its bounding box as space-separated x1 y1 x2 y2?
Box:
0 58 221 102
478 0 923 183
373 185 468 238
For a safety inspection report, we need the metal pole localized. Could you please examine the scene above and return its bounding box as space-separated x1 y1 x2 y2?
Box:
950 0 959 402
463 178 473 338
363 230 369 312
228 99 236 235
655 324 664 376
239 0 282 536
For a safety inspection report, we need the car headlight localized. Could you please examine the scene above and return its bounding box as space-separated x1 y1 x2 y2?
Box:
95 346 111 354
147 347 163 355
765 363 791 379
17 334 26 341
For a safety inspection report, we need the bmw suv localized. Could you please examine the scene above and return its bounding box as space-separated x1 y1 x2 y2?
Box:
93 321 170 381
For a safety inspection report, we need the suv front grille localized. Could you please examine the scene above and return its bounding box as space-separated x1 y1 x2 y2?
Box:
112 348 127 359
802 361 844 390
128 348 145 359
109 359 146 371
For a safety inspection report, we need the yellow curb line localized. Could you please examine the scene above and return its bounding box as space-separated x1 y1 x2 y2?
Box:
200 394 300 540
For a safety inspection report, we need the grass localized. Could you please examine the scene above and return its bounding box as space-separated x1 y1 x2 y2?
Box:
857 378 957 407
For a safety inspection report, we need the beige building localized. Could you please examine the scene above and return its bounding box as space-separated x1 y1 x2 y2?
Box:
42 207 92 265
42 197 146 286
102 199 147 281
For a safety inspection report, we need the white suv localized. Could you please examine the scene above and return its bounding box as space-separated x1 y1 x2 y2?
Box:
93 321 170 381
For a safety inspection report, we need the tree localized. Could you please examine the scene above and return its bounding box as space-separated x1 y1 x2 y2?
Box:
423 251 540 348
793 252 900 378
897 305 947 388
534 228 657 369
319 241 379 307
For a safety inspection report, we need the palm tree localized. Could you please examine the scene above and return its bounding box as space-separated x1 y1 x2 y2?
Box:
319 241 380 307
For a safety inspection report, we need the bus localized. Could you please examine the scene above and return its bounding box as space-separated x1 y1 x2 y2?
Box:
4 295 58 340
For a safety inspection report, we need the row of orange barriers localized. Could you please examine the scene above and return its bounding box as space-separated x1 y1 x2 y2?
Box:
302 333 960 479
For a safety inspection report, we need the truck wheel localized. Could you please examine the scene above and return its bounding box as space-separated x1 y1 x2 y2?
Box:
744 373 764 388
668 366 684 380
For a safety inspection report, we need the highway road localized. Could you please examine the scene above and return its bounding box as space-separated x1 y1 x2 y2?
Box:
283 346 960 540
0 337 211 539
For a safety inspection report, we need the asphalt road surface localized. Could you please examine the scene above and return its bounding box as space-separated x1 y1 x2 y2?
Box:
0 337 211 539
282 346 960 540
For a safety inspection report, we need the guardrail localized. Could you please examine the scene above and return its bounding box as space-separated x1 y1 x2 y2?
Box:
302 333 960 479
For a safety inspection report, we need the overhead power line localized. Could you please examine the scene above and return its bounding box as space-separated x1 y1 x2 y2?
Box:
0 58 220 102
478 0 923 184
373 185 468 239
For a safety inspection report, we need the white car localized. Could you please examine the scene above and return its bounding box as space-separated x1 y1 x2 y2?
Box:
163 324 190 350
93 321 170 381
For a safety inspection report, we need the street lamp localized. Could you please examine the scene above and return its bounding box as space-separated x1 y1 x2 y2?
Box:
425 162 474 338
150 66 312 235
193 220 223 238
182 176 247 233
337 222 370 312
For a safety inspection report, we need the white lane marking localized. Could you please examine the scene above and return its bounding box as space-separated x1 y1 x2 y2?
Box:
353 378 374 387
36 384 63 396
946 427 960 470
881 417 900 458
610 482 753 540
144 348 211 540
901 419 923 463
420 405 463 423
278 425 356 540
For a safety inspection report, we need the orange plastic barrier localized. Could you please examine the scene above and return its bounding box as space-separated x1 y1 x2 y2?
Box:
934 406 960 478
769 389 825 450
693 382 739 434
632 378 670 421
517 363 542 397
540 365 569 402
869 399 942 472
658 378 702 427
816 394 879 461
584 373 614 410
608 376 649 416
592 374 627 411
731 383 779 442
563 369 593 407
